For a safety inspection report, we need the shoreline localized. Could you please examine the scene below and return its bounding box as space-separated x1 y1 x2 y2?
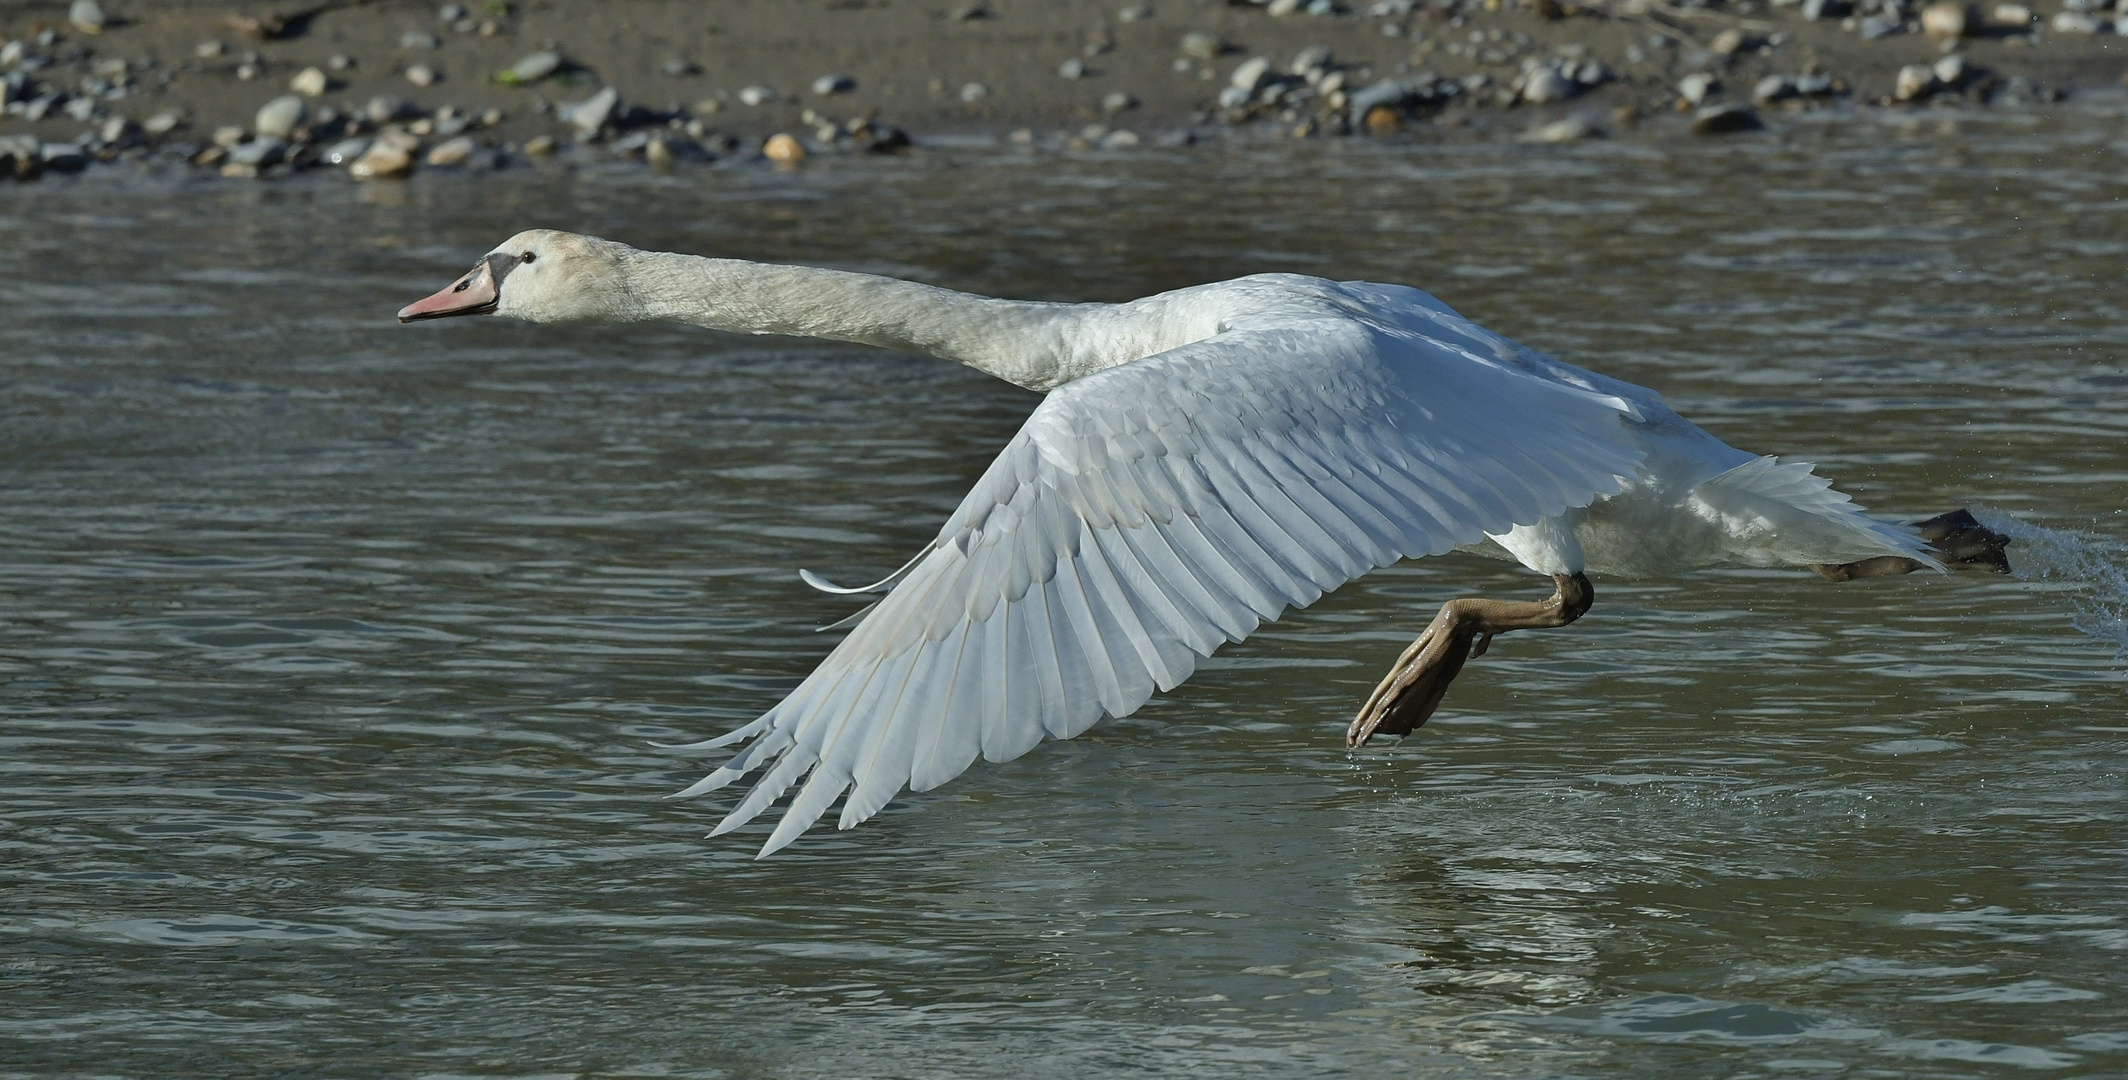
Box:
2 0 2124 179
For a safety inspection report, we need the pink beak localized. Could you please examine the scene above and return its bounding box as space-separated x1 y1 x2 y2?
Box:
398 255 503 323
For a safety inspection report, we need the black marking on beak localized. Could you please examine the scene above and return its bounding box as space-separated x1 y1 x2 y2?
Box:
485 251 522 291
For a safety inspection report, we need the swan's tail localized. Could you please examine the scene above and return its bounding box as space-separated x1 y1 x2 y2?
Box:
1687 455 1942 569
1971 509 2128 653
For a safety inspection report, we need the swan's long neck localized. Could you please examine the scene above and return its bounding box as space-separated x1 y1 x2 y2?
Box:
615 251 1188 392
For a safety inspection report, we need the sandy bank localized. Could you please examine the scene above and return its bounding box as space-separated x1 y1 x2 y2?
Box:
1 0 2123 177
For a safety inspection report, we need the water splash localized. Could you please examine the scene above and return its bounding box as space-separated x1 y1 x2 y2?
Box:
1972 507 2128 654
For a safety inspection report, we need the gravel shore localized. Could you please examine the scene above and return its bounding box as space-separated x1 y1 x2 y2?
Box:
1 0 2123 179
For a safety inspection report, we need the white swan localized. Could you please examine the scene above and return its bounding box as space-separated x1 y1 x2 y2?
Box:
400 230 2007 856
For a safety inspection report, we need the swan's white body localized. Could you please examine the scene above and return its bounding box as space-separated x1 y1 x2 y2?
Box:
401 231 1935 856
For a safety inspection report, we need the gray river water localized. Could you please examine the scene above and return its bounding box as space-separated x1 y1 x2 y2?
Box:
3 107 2127 1078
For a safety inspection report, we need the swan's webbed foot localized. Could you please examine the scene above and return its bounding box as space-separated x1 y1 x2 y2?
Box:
1813 508 2012 582
1348 572 1593 747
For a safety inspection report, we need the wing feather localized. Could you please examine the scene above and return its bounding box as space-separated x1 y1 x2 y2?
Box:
679 313 1647 856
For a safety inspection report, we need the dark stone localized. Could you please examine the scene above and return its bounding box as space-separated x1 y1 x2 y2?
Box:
1692 103 1763 134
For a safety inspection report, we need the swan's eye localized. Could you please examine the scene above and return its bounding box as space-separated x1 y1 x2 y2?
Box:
521 252 537 264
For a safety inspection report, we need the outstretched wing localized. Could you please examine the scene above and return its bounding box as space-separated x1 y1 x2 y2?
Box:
674 317 1646 855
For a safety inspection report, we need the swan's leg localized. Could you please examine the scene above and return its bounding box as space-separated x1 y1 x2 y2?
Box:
1813 508 2012 582
1348 572 1593 747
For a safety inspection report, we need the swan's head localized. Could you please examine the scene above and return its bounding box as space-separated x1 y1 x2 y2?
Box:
398 229 635 325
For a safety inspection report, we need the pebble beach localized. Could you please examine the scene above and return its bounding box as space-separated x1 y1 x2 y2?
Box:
0 0 2122 178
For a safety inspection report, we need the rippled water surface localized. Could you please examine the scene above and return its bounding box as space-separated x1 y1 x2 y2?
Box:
4 110 2127 1078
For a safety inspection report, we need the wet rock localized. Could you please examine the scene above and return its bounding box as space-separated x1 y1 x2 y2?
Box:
1229 56 1273 93
763 132 804 163
1991 3 2032 23
1895 63 1935 99
320 136 369 165
1794 72 1836 96
1102 91 1136 113
643 135 675 169
255 95 306 137
213 125 247 148
40 141 89 172
1691 103 1762 133
1571 60 1609 87
661 58 701 77
424 135 476 165
290 66 331 97
432 106 470 137
1118 5 1154 21
1802 0 1853 17
367 94 414 123
949 3 990 19
2050 10 2105 31
1858 14 1903 37
195 39 225 58
959 82 989 102
1058 57 1086 79
1933 53 1968 86
69 0 105 35
99 115 137 143
438 3 469 21
739 85 776 106
1922 1 1971 35
854 122 910 153
1678 72 1718 106
811 73 856 95
1521 66 1576 103
406 64 439 88
564 86 618 134
523 133 556 155
63 97 100 122
142 109 184 135
1180 30 1226 60
1753 74 1795 102
349 135 415 179
1363 105 1400 134
1099 129 1140 149
502 50 561 85
328 53 355 71
402 31 440 49
1711 28 1748 54
1525 115 1600 141
0 135 42 179
1347 77 1418 116
1290 45 1334 74
226 136 285 167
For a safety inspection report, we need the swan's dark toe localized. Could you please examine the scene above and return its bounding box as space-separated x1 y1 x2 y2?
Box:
1812 508 2012 582
1912 508 2012 573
